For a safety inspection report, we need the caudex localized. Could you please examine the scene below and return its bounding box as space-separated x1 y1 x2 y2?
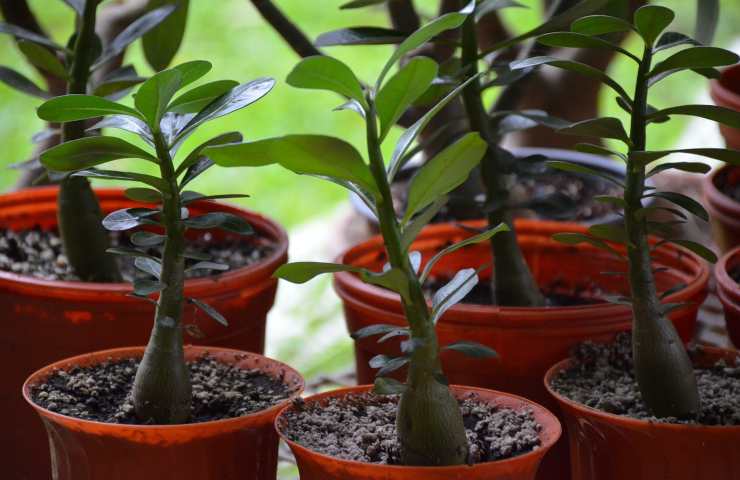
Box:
206 3 506 466
510 4 740 417
37 61 272 423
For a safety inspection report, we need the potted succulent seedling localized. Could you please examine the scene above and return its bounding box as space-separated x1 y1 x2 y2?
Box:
506 5 740 478
22 62 304 479
206 5 561 478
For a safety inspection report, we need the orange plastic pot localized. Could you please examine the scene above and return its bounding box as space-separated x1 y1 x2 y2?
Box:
334 219 708 480
0 186 288 480
544 346 740 480
716 246 740 347
23 346 304 480
710 64 740 149
704 165 740 253
276 385 561 480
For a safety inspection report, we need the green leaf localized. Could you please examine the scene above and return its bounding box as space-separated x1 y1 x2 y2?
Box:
670 239 717 263
376 2 473 88
135 69 182 127
632 148 740 166
376 57 438 140
168 80 239 114
694 0 719 45
132 278 165 296
274 262 362 284
0 22 65 51
654 32 699 53
647 161 711 177
373 377 407 395
124 187 161 202
588 223 628 243
287 56 366 108
351 324 406 340
340 0 388 9
575 142 627 161
40 136 157 171
0 66 49 99
143 0 189 71
552 232 624 258
316 27 407 46
388 73 481 181
557 117 632 146
476 0 527 21
190 298 228 327
571 14 634 36
206 135 378 195
37 95 141 122
187 261 229 273
634 5 675 45
650 47 738 78
420 223 508 282
180 192 250 204
648 105 740 129
183 212 253 235
537 32 637 61
510 56 631 106
546 160 624 187
92 67 146 98
89 115 152 144
361 268 410 299
17 40 67 79
443 341 498 358
135 257 162 279
594 195 627 209
176 131 243 175
107 246 158 259
131 231 166 247
404 132 487 222
72 169 166 190
171 60 212 88
370 354 409 377
102 208 159 231
431 268 479 324
400 196 447 250
647 191 709 222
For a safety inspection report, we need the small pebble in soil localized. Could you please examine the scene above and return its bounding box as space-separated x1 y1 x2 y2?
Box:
551 333 740 425
30 356 298 424
0 227 273 282
280 393 541 465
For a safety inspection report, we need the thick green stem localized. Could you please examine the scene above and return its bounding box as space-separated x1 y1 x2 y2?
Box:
366 98 468 466
132 130 191 424
58 0 121 282
460 16 544 307
625 45 699 418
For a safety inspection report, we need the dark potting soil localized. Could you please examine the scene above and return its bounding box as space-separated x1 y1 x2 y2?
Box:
30 355 297 424
716 166 740 203
0 227 273 282
281 393 541 465
550 333 740 425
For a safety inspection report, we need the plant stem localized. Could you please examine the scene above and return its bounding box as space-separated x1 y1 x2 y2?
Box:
366 97 468 466
460 15 545 307
132 129 191 424
58 0 121 282
625 45 699 418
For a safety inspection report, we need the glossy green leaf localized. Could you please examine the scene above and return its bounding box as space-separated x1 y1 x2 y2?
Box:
443 341 498 358
588 223 628 244
0 22 65 51
316 27 407 46
634 5 675 45
190 298 228 327
72 169 166 190
187 261 229 273
650 47 738 78
125 187 161 203
17 40 67 78
671 239 717 263
334 99 366 118
351 324 405 340
571 14 634 36
400 196 447 250
168 80 239 114
135 257 162 279
37 94 141 122
476 0 527 21
649 105 740 129
647 161 711 177
132 278 165 296
143 0 189 70
40 136 157 171
0 66 49 99
102 208 159 231
180 192 250 204
654 32 699 53
557 117 632 146
547 160 625 187
647 191 709 221
404 133 487 222
431 268 479 324
89 115 152 144
106 246 158 260
362 268 410 299
176 131 242 176
373 355 409 377
274 262 363 284
131 231 166 247
287 56 366 108
575 143 627 161
537 32 637 61
340 0 388 8
183 212 253 234
633 148 740 166
552 232 624 258
373 377 407 395
377 57 438 140
171 60 212 87
135 69 182 127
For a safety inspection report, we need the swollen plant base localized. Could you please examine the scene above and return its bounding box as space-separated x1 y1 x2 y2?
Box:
30 355 297 424
281 392 542 465
550 333 740 425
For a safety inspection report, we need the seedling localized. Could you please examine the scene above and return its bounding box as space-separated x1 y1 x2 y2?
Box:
206 3 506 466
511 4 740 417
37 61 273 423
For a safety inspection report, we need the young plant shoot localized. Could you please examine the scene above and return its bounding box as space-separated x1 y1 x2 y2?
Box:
205 2 505 466
510 4 740 417
0 0 184 282
37 61 273 423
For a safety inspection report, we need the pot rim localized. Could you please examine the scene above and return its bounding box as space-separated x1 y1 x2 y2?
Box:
334 219 709 320
704 165 740 229
275 384 562 473
716 245 740 303
710 64 740 111
22 345 305 432
543 346 740 431
0 186 289 295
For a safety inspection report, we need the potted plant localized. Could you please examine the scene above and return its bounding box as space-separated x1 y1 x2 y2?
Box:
22 62 304 479
716 246 740 348
207 6 561 478
515 5 740 478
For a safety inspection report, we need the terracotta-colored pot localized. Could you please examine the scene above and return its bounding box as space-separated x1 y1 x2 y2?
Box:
710 64 740 149
544 346 740 480
704 165 740 253
276 385 561 480
23 346 304 480
716 246 740 348
334 219 709 480
0 186 288 480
